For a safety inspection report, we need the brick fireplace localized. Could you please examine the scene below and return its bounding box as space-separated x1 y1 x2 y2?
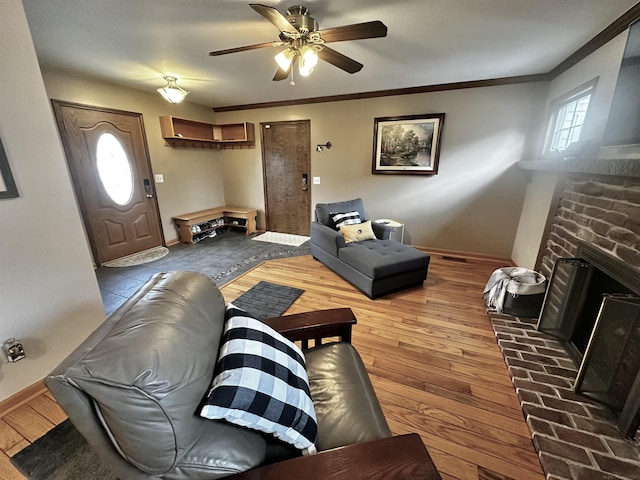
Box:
537 172 640 277
491 162 640 480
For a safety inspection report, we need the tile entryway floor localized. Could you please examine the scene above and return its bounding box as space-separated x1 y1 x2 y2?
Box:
95 231 310 315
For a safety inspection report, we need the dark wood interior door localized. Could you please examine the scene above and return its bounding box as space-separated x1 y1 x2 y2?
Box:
53 101 163 265
261 120 311 235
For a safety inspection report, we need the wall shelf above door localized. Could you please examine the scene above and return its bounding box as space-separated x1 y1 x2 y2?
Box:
159 116 255 149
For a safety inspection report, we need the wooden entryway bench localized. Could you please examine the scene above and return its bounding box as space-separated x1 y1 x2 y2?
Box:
173 206 257 243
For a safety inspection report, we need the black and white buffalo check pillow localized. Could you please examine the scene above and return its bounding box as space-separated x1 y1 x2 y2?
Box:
330 211 361 229
200 304 317 454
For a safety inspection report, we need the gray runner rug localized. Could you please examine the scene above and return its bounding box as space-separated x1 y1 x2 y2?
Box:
11 419 116 480
231 281 304 319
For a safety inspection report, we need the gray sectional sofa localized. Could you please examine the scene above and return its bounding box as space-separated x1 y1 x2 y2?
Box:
310 198 430 298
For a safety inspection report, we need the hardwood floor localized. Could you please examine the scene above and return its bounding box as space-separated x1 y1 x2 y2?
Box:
0 253 545 480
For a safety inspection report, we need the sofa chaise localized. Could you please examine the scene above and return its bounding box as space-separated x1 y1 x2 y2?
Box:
310 198 430 298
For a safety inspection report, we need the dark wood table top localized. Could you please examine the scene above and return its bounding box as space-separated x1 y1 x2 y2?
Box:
230 433 442 480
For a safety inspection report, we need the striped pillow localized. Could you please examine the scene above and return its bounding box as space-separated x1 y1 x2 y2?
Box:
330 211 361 230
200 304 317 454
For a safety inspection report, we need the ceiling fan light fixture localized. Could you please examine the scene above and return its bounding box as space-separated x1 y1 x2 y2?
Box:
157 76 189 104
298 46 318 76
275 47 295 71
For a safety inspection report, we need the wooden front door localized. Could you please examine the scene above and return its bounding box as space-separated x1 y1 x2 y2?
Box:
53 101 163 265
261 120 311 235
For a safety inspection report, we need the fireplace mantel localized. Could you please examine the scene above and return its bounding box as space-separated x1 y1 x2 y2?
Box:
517 157 640 178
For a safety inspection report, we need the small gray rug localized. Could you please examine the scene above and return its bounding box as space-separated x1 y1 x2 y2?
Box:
11 420 115 480
232 281 304 319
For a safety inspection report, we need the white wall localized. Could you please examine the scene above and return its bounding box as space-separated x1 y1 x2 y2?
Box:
0 0 105 401
217 82 548 257
511 31 629 269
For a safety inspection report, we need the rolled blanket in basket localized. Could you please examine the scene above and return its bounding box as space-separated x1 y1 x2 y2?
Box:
483 267 546 314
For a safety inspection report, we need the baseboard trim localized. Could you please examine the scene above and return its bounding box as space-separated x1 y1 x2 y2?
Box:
0 379 47 417
415 246 515 265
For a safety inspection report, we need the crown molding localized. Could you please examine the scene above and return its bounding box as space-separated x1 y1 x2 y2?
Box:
213 3 640 112
212 74 549 112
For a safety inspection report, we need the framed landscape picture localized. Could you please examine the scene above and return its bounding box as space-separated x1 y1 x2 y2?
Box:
0 138 19 199
372 113 445 175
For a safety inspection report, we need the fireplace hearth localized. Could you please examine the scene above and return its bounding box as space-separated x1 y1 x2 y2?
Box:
513 152 640 478
490 312 640 479
538 243 640 437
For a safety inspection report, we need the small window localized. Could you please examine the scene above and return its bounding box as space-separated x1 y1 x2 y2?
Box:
96 133 134 206
544 80 596 154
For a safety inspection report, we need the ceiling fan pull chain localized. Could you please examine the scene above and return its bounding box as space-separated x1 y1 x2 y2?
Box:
290 67 295 86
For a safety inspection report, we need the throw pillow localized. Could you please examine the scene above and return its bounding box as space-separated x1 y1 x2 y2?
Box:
200 304 318 454
330 211 361 229
339 220 377 243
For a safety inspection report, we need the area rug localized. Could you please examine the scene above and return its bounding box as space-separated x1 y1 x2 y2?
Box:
231 281 304 319
102 246 168 267
11 420 116 480
252 231 310 247
211 248 308 285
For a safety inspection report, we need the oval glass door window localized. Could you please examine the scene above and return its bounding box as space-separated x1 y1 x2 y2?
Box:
96 133 133 205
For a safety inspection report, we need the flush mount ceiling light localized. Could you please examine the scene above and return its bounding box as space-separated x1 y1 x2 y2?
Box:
157 76 189 104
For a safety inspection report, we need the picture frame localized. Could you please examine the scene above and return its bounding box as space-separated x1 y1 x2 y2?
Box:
0 138 19 199
372 113 445 175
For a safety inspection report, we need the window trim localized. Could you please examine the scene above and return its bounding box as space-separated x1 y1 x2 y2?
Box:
543 78 598 155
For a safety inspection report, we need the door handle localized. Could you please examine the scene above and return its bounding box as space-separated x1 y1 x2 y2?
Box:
143 179 153 198
302 173 308 191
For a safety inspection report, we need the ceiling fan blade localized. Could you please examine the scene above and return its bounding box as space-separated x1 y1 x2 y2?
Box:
317 20 387 43
317 46 363 74
209 41 275 56
273 66 290 81
250 3 298 35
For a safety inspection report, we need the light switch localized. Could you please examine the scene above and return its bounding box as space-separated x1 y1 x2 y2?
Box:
154 174 164 183
313 177 321 185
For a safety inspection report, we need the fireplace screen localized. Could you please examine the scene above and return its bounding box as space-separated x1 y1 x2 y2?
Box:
537 246 640 437
537 258 593 341
575 295 640 436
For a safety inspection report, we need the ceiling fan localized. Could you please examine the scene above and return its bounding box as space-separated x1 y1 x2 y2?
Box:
209 4 388 82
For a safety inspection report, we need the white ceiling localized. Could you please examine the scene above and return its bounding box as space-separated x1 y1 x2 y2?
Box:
22 0 639 109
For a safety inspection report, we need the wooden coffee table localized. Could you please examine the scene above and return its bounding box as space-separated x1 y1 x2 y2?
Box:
230 433 442 479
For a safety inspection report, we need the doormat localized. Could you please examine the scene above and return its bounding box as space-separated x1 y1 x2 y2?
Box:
11 420 116 480
102 246 168 267
231 281 304 319
252 231 310 247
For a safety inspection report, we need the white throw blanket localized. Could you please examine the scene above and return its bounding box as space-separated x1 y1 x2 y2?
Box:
483 267 542 313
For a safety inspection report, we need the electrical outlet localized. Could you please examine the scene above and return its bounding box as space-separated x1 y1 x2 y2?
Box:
154 174 164 183
313 177 321 185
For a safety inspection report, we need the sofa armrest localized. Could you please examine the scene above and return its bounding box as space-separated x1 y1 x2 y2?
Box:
311 222 345 256
263 308 356 348
227 434 442 480
371 220 392 240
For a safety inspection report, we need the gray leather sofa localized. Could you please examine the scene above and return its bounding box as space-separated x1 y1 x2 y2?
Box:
45 271 391 479
311 198 430 298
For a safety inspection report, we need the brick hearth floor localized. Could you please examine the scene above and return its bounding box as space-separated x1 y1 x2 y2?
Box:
489 312 640 480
